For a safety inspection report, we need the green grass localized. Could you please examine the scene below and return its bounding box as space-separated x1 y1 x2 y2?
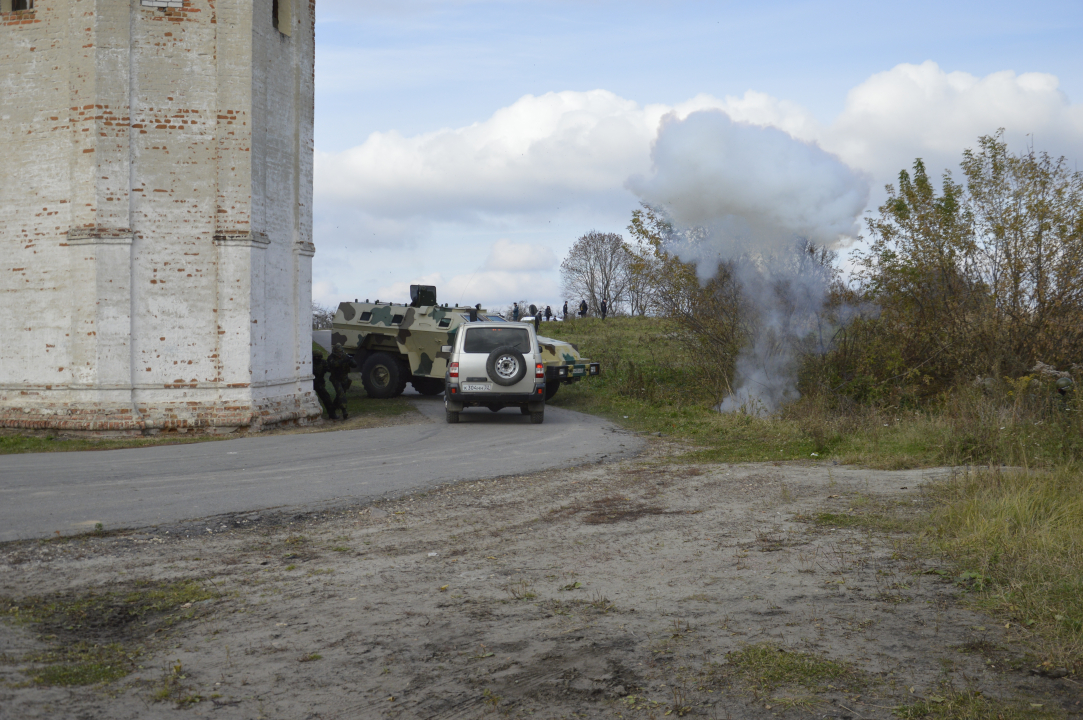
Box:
722 643 865 694
0 433 223 456
26 643 133 686
545 317 820 461
893 685 1065 719
2 578 219 687
3 578 217 631
331 384 417 420
701 642 866 708
544 317 1082 469
920 465 1083 672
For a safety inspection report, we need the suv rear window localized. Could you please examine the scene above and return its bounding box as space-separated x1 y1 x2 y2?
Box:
463 327 531 353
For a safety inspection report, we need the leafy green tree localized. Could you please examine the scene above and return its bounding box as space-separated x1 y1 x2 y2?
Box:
837 131 1083 401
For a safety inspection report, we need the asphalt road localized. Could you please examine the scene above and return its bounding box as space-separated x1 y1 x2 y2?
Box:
0 397 642 542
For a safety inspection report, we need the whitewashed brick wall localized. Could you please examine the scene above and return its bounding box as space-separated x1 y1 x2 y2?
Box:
0 0 321 433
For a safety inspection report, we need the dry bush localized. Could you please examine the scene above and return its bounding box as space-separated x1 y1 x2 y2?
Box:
627 204 745 401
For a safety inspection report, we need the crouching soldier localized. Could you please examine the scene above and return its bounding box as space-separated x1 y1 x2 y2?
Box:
327 344 353 420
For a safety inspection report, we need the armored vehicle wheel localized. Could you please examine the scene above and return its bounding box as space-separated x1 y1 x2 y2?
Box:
446 410 459 423
544 382 559 401
412 377 445 396
486 346 527 387
530 409 544 424
361 353 403 399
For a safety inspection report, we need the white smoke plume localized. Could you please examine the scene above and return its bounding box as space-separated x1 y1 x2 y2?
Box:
628 110 870 413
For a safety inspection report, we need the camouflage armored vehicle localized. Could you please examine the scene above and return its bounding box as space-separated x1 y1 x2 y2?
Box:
330 285 600 400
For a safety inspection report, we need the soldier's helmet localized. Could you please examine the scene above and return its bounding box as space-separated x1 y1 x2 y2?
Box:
332 343 343 352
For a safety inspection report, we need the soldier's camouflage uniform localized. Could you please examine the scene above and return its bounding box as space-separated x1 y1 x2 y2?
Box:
312 354 335 419
327 346 352 420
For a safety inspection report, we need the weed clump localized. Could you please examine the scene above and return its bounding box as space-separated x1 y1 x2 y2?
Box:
922 466 1083 672
721 643 864 694
893 684 1064 719
1 578 219 687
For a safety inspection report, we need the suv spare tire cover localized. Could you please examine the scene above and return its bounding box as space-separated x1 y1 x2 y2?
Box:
486 346 528 386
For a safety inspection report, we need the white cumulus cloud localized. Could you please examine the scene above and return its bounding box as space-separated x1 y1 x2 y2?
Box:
316 62 1083 243
315 90 663 223
822 61 1083 180
312 62 1083 309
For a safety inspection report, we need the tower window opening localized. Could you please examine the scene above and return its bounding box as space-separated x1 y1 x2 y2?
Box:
272 0 291 36
2 0 35 11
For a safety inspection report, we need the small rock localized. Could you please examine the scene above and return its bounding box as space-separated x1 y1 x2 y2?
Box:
1048 667 1069 679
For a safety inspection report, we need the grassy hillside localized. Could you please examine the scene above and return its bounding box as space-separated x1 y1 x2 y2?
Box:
544 316 1082 470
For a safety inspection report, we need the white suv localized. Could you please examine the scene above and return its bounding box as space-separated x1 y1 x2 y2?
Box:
442 322 546 424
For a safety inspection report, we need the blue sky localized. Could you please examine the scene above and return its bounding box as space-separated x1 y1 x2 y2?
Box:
310 0 1083 310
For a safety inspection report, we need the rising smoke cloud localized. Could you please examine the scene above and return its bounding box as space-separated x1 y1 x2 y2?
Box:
628 110 870 413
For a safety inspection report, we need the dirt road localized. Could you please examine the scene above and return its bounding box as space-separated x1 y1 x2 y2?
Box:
0 397 640 542
1 443 1078 719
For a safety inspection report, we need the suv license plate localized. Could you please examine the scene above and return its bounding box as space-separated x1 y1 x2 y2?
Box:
462 383 491 392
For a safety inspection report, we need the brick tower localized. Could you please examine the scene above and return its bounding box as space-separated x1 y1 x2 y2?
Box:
0 0 322 433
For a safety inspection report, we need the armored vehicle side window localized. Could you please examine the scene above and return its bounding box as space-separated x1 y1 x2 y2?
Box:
391 314 404 324
360 311 372 321
437 318 451 328
463 327 531 354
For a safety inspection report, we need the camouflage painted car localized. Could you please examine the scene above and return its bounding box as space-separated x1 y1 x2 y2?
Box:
330 285 600 400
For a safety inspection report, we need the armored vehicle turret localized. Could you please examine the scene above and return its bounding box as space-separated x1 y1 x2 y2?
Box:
331 285 600 400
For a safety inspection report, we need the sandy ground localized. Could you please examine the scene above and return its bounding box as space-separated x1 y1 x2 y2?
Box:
1 441 1079 720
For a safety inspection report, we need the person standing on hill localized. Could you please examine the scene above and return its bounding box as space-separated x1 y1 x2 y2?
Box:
544 305 552 322
512 302 520 321
562 300 568 320
600 298 608 320
312 352 335 419
327 344 352 420
579 299 588 318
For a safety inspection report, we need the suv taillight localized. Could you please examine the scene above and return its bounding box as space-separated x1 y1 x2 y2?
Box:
449 362 459 378
535 363 544 378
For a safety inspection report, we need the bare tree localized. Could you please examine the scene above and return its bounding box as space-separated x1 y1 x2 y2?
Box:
560 231 630 315
312 302 336 330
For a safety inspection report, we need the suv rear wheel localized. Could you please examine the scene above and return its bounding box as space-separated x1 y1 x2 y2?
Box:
361 353 403 399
